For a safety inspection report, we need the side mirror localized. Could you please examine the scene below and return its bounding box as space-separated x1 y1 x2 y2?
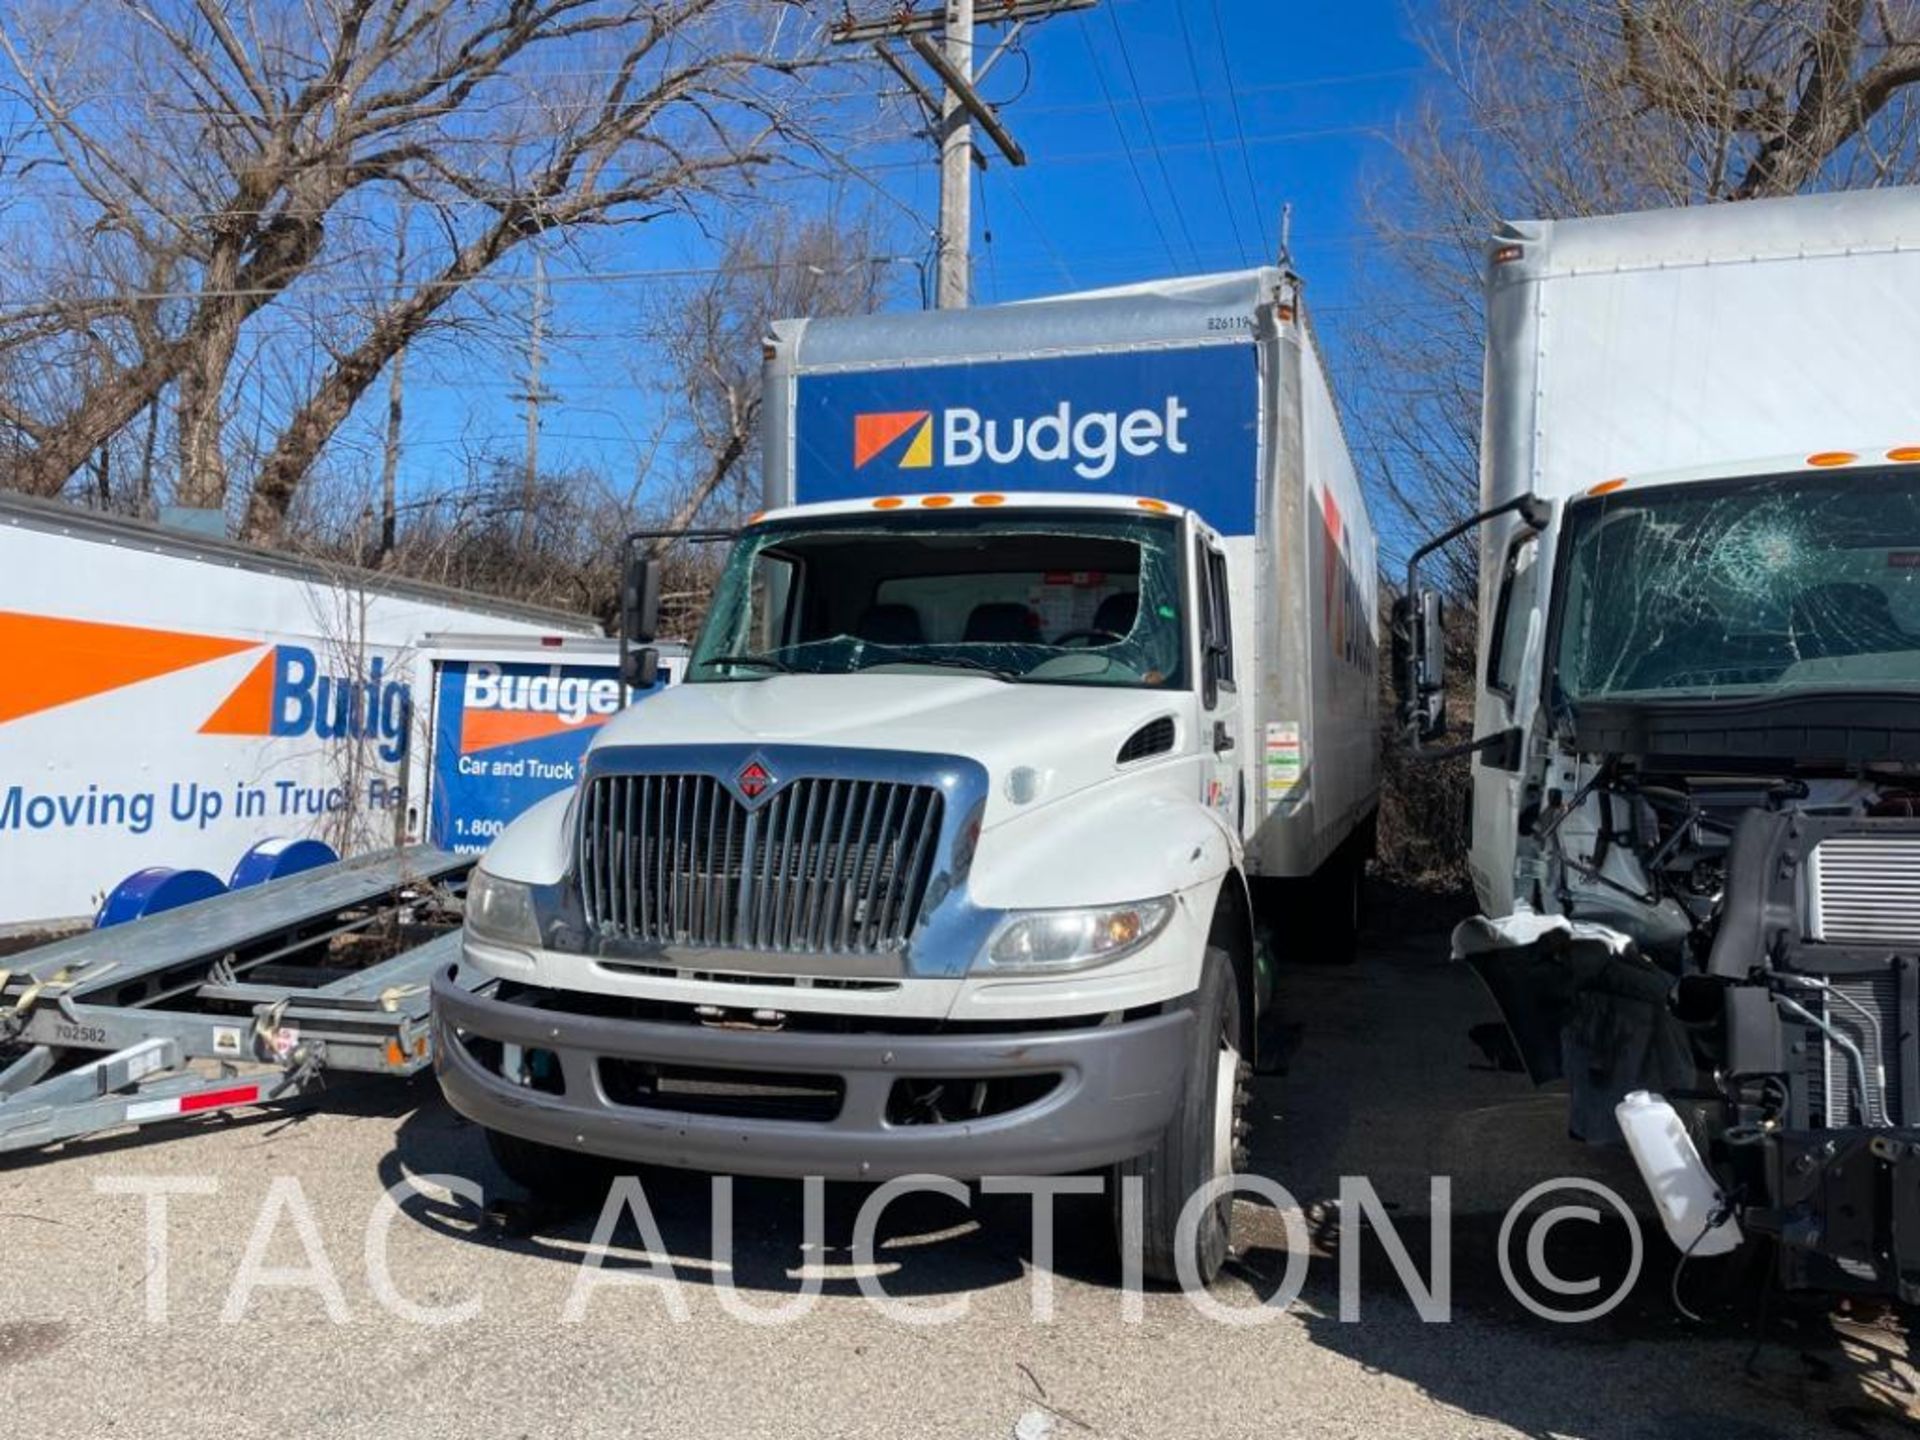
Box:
619 545 662 693
1392 590 1447 742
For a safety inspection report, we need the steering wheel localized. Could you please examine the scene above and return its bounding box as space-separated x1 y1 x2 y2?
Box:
1052 627 1124 648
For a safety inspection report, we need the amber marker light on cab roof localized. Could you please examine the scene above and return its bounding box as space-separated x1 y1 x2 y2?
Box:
1587 478 1628 497
1808 451 1858 467
972 493 1006 506
921 495 954 507
1136 497 1170 512
872 496 904 509
1889 447 1920 464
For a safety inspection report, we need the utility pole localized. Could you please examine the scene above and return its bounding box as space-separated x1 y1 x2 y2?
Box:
832 0 1094 309
511 252 554 548
378 222 407 564
936 0 974 310
378 345 404 562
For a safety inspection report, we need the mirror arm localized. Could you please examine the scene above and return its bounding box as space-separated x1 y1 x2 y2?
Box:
1411 726 1523 766
1400 492 1551 623
1397 492 1552 744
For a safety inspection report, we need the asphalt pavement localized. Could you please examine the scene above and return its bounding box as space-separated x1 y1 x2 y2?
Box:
0 885 1912 1439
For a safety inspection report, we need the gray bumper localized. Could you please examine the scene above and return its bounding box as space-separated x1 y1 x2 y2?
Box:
430 964 1193 1180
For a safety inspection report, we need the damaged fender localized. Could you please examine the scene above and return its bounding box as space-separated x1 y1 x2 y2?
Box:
1454 912 1697 1143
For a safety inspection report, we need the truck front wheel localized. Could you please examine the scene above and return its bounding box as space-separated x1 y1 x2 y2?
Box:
1113 949 1250 1286
484 1125 614 1202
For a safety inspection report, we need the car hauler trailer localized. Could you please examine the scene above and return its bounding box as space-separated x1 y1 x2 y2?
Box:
433 267 1379 1282
1396 186 1920 1297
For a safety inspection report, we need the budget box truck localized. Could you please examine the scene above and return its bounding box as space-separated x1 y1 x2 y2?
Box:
433 268 1379 1283
0 492 607 930
1396 187 1920 1297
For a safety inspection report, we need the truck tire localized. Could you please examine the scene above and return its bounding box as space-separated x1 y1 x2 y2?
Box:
1114 949 1250 1286
1316 851 1362 965
484 1126 614 1202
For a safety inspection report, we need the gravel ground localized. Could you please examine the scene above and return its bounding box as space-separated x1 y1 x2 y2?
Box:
0 886 1912 1440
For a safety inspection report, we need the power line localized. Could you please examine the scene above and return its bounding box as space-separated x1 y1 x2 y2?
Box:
1172 0 1250 267
1075 15 1179 271
1207 0 1270 260
1098 5 1202 271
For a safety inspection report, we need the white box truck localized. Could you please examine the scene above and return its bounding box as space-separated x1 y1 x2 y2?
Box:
1395 187 1920 1298
0 493 601 929
433 268 1379 1282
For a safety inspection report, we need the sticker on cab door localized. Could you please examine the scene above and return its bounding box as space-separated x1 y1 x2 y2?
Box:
1265 723 1303 801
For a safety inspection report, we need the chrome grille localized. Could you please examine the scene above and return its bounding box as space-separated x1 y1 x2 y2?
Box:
579 774 944 953
1808 835 1920 944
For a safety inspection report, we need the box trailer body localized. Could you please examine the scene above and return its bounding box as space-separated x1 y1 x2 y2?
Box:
434 268 1378 1284
764 267 1380 875
0 494 597 928
1411 186 1920 1297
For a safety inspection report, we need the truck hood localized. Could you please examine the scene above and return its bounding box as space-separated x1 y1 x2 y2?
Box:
587 673 1189 824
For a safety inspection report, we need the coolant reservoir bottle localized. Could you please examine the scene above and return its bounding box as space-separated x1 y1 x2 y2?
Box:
1616 1091 1743 1257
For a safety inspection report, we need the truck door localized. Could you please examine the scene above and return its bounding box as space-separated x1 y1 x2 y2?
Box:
1196 534 1244 832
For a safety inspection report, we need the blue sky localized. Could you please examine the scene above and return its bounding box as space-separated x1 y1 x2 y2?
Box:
390 0 1431 506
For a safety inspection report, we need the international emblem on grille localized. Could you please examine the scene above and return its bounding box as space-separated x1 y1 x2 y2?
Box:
735 757 775 804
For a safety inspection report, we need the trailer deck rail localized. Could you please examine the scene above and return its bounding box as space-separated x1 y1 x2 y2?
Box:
0 846 478 1154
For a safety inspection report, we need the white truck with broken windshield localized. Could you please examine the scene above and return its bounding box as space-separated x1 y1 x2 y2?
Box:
433 269 1379 1282
1397 187 1920 1298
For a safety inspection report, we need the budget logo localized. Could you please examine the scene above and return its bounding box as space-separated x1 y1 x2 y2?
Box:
201 646 411 763
457 663 622 755
853 410 934 470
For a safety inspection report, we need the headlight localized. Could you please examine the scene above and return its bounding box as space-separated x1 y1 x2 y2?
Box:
980 897 1175 973
465 868 541 947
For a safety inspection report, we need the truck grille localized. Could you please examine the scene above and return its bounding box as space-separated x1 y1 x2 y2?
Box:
1809 835 1920 945
578 774 944 954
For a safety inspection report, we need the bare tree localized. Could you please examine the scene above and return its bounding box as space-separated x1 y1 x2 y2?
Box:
0 0 851 539
1359 0 1920 593
641 206 893 551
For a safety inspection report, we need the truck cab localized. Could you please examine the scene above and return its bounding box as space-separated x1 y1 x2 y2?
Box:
434 271 1379 1285
1399 187 1920 1299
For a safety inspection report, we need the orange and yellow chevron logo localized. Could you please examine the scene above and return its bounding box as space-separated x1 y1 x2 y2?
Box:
0 610 258 726
853 410 933 470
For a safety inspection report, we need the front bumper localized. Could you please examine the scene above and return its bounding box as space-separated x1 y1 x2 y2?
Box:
1746 1127 1920 1300
431 964 1193 1180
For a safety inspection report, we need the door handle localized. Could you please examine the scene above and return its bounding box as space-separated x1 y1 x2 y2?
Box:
1212 721 1235 754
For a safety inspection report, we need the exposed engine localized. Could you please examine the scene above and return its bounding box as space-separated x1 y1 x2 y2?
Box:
1512 756 1920 1295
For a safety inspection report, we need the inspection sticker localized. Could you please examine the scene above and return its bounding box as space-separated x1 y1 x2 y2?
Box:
1265 722 1303 801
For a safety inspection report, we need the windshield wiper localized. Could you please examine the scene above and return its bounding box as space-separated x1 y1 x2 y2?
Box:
700 653 792 673
855 650 1019 682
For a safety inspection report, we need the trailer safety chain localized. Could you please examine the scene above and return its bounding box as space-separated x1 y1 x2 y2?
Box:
251 997 291 1058
272 1041 327 1098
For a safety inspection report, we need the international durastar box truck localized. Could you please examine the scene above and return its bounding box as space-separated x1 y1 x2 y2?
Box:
1396 187 1920 1297
434 269 1379 1282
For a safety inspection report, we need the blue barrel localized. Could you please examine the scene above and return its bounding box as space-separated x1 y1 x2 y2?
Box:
228 838 339 891
94 868 229 928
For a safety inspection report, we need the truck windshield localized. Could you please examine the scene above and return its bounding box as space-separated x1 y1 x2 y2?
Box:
688 509 1187 689
1552 467 1920 703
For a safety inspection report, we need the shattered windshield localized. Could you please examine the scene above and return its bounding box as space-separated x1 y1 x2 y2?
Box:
689 509 1187 689
1552 467 1920 703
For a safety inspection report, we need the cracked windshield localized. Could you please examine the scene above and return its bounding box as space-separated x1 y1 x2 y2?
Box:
1553 468 1920 702
689 509 1186 689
